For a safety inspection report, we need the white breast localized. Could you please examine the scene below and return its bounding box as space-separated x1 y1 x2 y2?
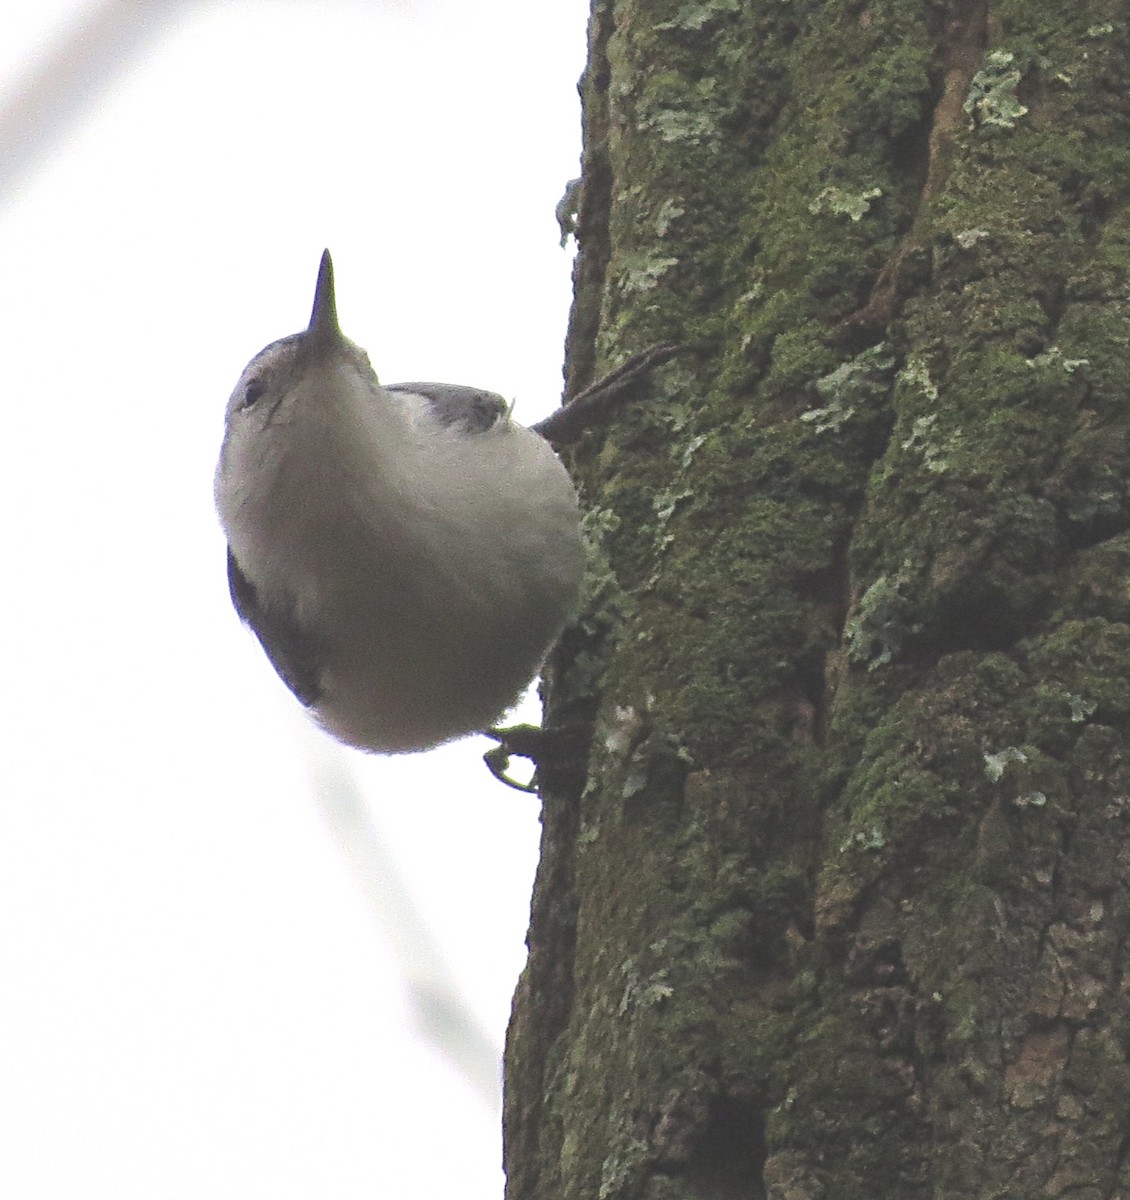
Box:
217 362 585 753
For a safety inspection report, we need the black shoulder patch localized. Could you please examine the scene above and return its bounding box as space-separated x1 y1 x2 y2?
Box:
226 547 324 707
385 382 507 434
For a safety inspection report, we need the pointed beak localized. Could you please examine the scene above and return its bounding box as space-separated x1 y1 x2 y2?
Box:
307 249 341 345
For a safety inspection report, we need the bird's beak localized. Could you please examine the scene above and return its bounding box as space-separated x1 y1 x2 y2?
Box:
307 249 342 345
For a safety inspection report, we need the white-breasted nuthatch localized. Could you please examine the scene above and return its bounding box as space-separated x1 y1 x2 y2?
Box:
215 251 586 754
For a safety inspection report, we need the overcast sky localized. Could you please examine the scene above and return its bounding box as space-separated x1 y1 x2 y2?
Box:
0 2 589 1195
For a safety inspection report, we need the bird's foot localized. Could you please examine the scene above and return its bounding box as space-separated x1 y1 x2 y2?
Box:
482 722 589 793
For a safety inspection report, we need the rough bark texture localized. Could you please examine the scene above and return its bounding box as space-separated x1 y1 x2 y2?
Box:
506 3 1130 1198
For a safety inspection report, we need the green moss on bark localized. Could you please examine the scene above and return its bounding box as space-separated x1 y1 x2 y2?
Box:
506 2 1130 1198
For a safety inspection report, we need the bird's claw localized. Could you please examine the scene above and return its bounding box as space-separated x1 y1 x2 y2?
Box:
483 724 545 793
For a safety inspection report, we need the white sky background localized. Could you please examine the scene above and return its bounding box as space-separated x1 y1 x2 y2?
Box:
0 1 589 1196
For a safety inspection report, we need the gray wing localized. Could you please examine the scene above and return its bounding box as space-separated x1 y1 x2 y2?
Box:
227 547 324 707
385 382 507 434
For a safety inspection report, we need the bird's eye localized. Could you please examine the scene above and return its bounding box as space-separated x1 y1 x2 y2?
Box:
240 379 267 409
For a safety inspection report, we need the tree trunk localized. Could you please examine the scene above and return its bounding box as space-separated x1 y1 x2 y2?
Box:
505 3 1130 1197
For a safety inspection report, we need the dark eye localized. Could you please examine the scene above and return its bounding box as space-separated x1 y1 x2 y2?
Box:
240 378 267 410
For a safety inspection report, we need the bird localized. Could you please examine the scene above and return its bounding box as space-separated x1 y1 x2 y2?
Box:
214 251 586 755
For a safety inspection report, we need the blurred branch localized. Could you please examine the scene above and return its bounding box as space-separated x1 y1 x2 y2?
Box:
306 744 503 1115
0 0 184 202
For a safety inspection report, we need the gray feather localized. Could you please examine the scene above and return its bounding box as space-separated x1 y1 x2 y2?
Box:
385 382 507 434
227 547 324 707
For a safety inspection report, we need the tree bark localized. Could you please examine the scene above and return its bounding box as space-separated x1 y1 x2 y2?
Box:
506 3 1130 1197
